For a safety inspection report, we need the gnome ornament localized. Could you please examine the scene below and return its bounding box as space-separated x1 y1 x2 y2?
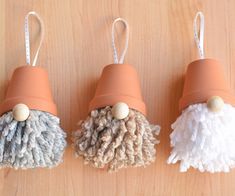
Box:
167 12 235 173
73 18 160 172
0 12 66 169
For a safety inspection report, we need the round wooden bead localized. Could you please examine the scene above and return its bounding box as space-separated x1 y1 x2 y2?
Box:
207 96 224 112
111 102 129 120
12 103 30 121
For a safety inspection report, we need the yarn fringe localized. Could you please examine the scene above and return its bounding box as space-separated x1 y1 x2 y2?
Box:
0 110 67 169
73 106 160 172
168 103 235 173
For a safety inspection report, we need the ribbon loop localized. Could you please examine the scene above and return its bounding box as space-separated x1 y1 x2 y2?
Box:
25 11 44 66
111 18 129 64
193 12 205 59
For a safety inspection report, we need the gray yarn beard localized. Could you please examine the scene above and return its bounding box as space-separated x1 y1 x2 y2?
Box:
73 106 160 172
0 110 67 169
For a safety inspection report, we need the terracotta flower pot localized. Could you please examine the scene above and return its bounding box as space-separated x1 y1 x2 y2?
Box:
179 58 235 111
89 64 146 115
0 65 57 116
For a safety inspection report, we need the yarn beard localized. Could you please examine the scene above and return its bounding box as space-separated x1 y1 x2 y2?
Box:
73 106 160 172
0 110 67 169
167 103 235 173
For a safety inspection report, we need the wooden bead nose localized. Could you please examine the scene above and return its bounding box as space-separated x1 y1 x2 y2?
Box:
111 102 129 120
12 103 30 121
207 96 224 112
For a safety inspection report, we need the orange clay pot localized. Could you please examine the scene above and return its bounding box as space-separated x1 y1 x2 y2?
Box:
0 65 57 116
89 64 147 115
179 58 235 111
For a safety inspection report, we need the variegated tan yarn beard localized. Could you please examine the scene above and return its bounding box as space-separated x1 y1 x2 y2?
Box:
73 106 160 172
0 110 67 169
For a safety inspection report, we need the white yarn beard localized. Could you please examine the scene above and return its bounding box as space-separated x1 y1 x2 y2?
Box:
168 103 235 173
0 110 67 169
73 106 160 172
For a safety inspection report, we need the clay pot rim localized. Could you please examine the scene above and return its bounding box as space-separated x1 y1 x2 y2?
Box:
189 58 221 66
14 65 46 70
0 96 58 116
179 90 235 111
103 63 135 70
89 94 147 115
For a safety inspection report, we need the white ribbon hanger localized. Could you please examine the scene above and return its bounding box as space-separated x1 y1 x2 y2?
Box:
111 18 130 64
24 11 44 66
194 11 205 59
